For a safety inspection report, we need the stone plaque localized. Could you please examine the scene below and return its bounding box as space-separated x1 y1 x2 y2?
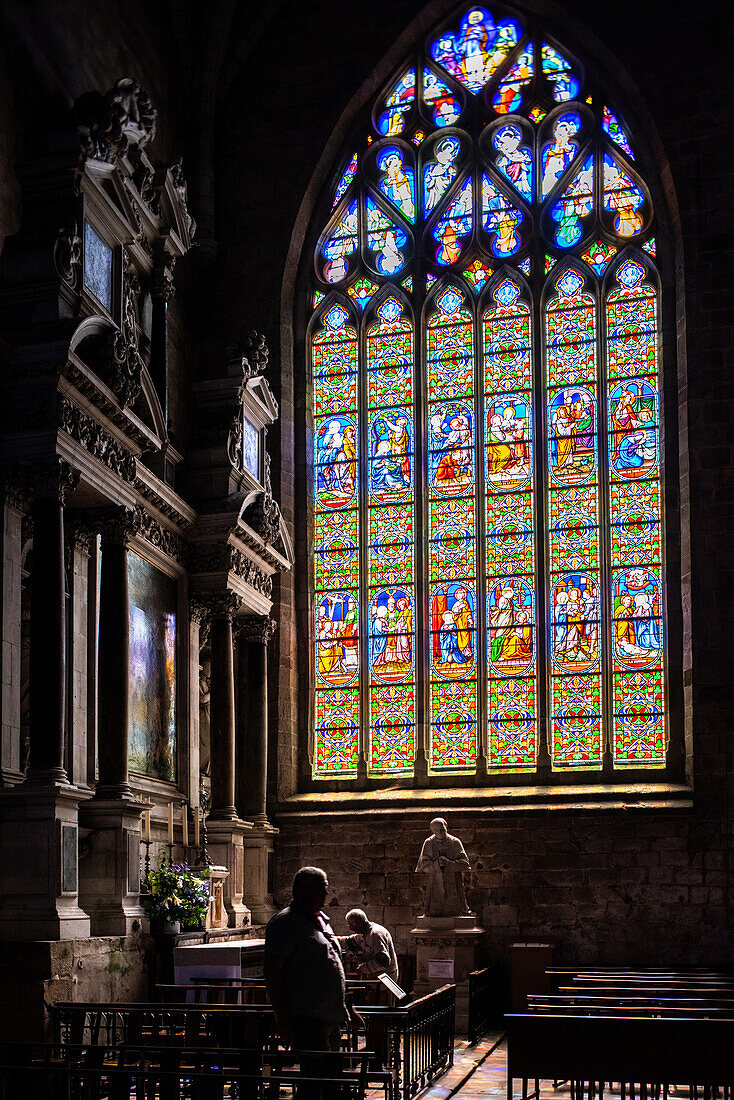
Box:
428 958 454 981
62 824 78 893
127 830 141 893
267 849 274 895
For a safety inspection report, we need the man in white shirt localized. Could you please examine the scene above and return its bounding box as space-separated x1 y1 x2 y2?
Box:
338 908 399 983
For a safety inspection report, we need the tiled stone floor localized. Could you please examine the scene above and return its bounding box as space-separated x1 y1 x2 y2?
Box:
421 1032 507 1100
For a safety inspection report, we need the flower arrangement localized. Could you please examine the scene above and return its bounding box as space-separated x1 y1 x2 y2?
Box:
147 855 210 931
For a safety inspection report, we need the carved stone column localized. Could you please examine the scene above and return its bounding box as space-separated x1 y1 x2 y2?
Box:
0 461 91 940
151 242 175 428
78 507 145 936
237 616 276 824
1 476 27 787
236 615 279 924
209 592 241 821
200 590 252 927
95 507 138 799
26 461 78 784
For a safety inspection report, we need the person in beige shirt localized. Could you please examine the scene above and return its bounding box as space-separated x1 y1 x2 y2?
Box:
338 908 399 982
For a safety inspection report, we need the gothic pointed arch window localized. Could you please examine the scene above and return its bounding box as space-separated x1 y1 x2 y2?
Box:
307 5 671 784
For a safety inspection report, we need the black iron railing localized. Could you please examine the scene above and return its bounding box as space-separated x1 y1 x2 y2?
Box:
358 984 455 1100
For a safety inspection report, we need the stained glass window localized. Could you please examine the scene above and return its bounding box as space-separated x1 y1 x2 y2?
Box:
308 6 668 782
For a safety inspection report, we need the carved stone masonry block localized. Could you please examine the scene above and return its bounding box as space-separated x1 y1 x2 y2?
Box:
227 330 269 380
237 616 277 646
133 505 187 564
33 460 80 505
58 398 137 483
95 505 141 546
74 77 156 164
203 591 244 622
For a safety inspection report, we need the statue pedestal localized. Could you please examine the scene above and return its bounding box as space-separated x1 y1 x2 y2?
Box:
410 915 486 1032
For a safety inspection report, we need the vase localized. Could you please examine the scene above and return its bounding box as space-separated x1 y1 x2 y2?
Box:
162 918 181 935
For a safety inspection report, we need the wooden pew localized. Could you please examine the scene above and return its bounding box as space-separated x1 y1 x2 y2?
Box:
507 1012 734 1100
0 1042 373 1100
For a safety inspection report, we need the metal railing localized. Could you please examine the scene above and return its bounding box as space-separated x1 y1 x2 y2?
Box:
358 983 456 1100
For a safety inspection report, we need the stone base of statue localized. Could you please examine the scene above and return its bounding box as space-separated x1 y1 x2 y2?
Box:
410 913 486 1032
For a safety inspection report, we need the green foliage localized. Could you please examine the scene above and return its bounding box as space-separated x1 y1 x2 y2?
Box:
147 854 209 931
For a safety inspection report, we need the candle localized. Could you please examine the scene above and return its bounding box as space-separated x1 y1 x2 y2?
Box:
194 806 201 848
143 803 151 843
182 803 189 847
167 801 174 845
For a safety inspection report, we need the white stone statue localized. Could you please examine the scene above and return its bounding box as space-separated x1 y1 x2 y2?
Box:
416 817 471 917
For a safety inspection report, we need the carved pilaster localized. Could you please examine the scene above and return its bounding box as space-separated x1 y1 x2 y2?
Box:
33 460 80 505
237 615 277 646
204 590 244 622
53 221 82 291
151 242 177 303
96 505 141 546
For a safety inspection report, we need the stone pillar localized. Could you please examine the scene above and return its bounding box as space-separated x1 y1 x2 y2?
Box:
96 509 136 799
78 507 145 936
237 616 278 924
237 616 276 824
151 241 175 429
200 590 252 927
1 480 25 787
0 461 90 940
67 522 94 789
209 595 240 821
26 466 76 783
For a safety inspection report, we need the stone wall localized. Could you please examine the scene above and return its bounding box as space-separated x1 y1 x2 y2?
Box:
0 935 152 1041
273 807 729 970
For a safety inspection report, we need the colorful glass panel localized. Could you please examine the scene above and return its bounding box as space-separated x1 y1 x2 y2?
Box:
347 276 380 310
602 153 645 237
321 200 359 283
427 288 477 772
482 175 523 256
606 261 665 766
549 154 594 247
603 106 634 159
423 135 462 214
312 305 360 776
310 6 668 782
541 43 581 102
433 176 473 265
581 239 618 275
491 123 533 202
545 269 602 769
376 69 416 135
484 279 537 770
463 258 493 291
430 8 522 94
377 146 416 222
423 69 462 127
366 197 409 275
541 113 581 197
493 44 534 114
367 298 416 774
333 154 358 208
